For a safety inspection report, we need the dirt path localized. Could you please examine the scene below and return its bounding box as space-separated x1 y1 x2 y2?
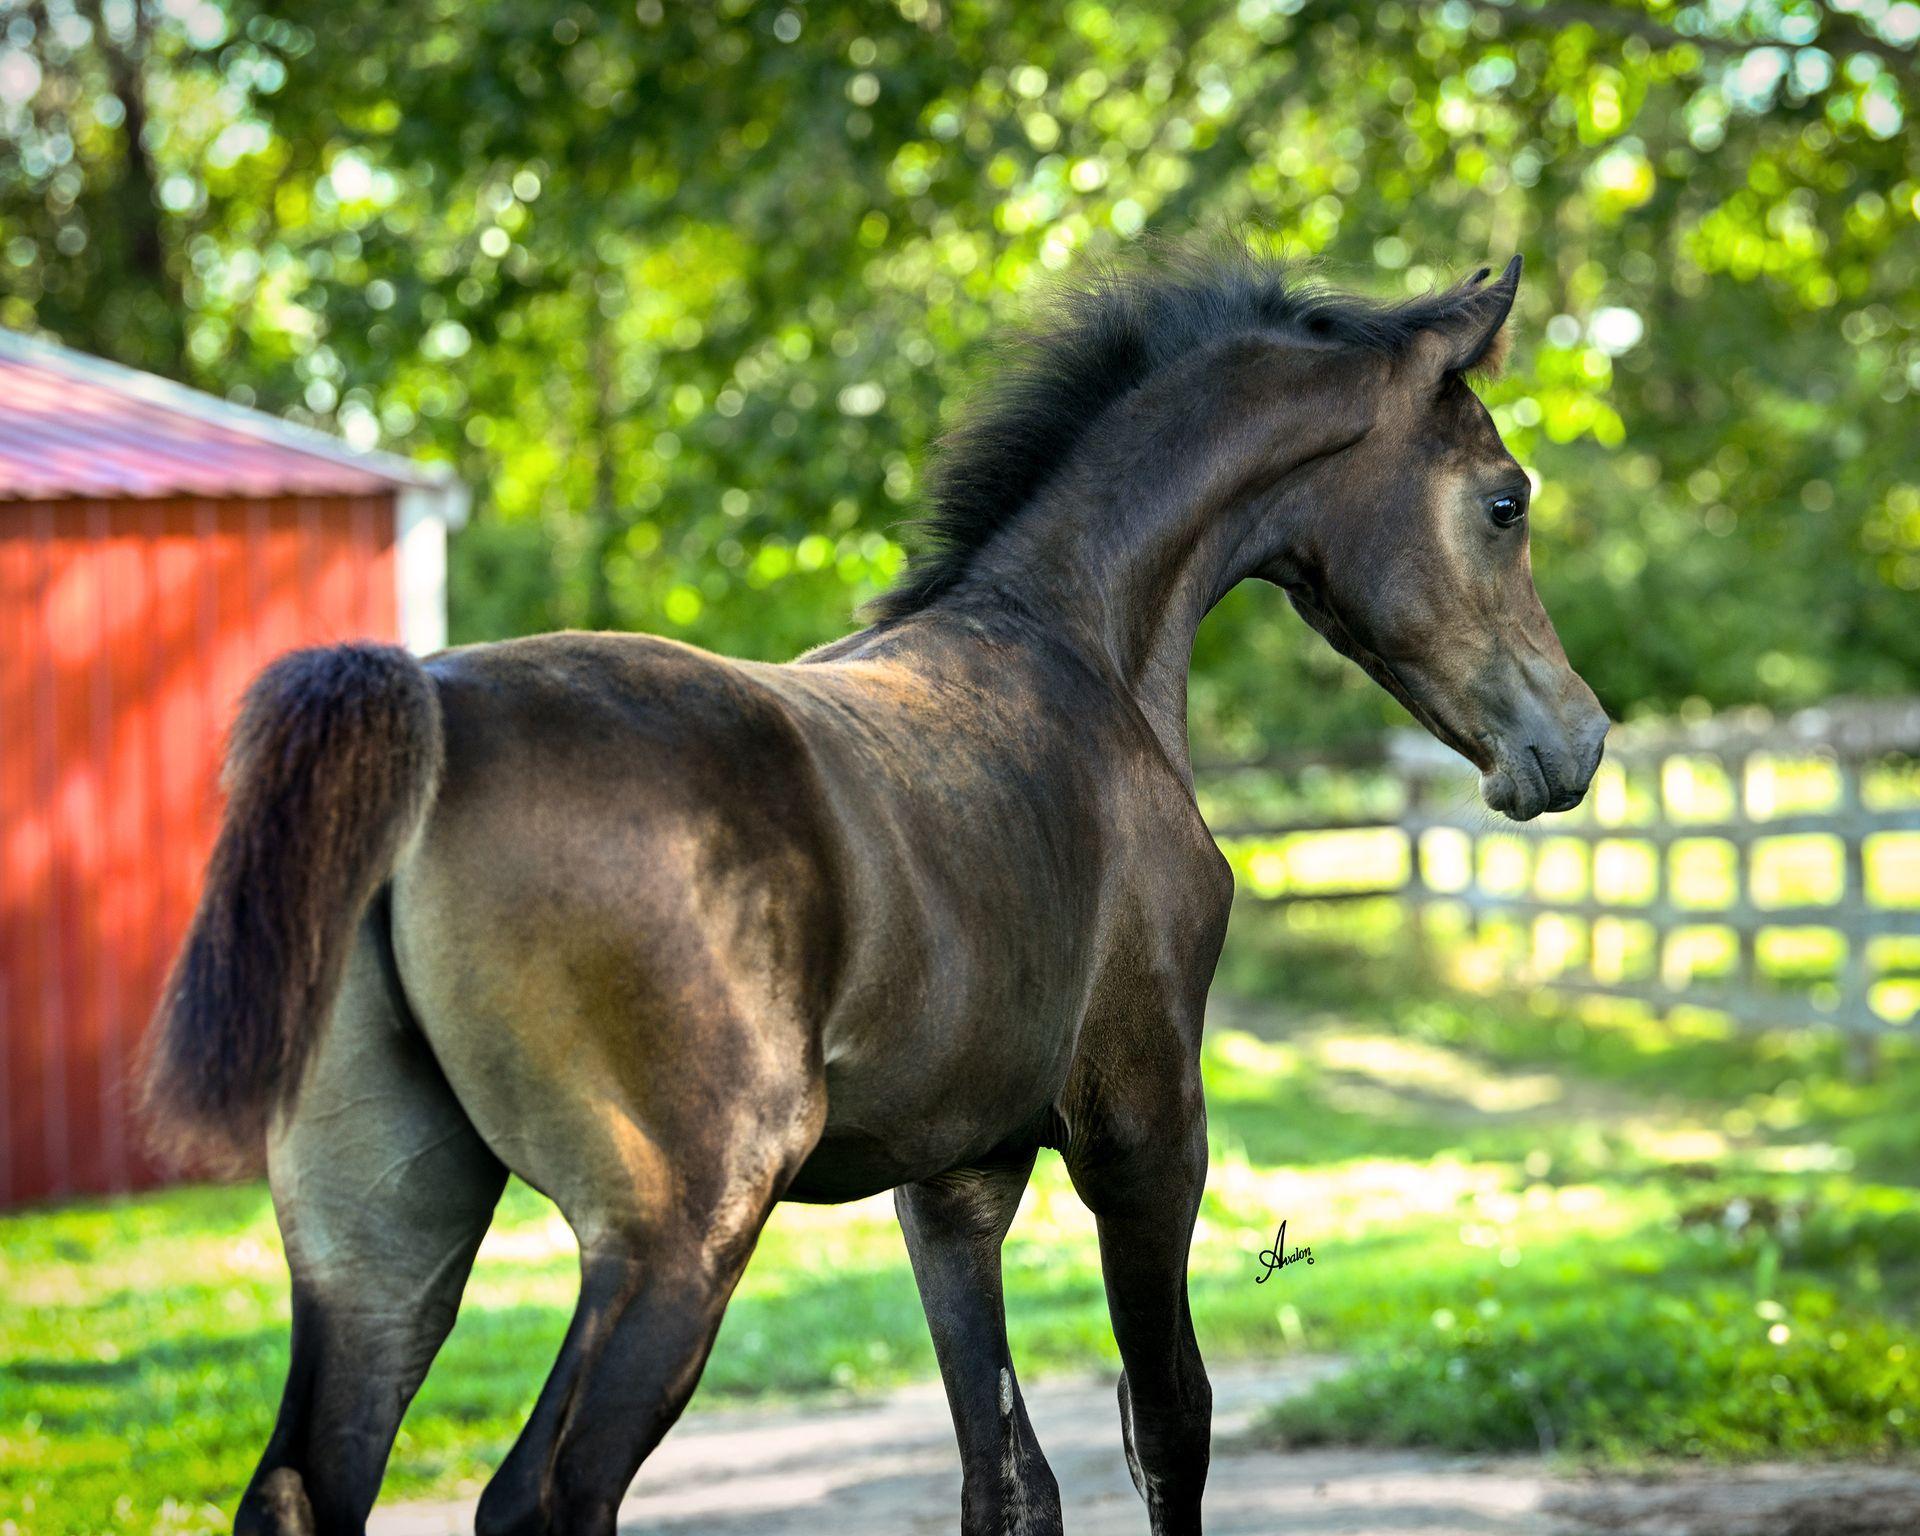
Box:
368 1359 1920 1535
370 1360 1527 1534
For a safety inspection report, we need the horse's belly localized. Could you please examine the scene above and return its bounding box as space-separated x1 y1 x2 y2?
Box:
784 997 1079 1203
783 1129 924 1203
784 1109 1052 1203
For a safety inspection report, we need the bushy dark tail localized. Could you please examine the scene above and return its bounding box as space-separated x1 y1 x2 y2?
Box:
142 643 444 1173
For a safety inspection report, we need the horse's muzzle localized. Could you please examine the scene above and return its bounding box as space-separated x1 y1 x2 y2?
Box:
1480 700 1609 821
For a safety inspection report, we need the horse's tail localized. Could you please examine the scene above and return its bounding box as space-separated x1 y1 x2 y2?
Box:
141 642 445 1173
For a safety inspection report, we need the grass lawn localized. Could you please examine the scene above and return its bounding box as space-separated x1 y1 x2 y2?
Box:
5 910 1920 1534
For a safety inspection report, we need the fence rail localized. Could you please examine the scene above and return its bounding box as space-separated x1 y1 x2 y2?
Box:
1199 696 1920 1066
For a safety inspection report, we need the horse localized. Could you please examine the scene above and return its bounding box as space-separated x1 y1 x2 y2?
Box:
143 246 1608 1536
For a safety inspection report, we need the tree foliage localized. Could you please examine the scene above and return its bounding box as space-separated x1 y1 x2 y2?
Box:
3 0 1917 750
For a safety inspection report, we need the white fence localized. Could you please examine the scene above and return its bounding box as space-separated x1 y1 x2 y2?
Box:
1202 697 1920 1068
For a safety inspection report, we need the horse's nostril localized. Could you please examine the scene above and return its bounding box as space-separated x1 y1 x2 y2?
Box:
1531 740 1592 813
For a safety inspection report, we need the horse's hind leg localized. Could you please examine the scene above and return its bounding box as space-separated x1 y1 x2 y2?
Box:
462 1014 825 1536
235 916 505 1536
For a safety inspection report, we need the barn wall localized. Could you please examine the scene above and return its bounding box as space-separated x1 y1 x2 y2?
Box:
0 492 398 1207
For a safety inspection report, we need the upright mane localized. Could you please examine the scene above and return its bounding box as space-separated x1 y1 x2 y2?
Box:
869 244 1505 622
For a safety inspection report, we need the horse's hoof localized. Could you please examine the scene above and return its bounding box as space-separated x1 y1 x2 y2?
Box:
234 1468 316 1536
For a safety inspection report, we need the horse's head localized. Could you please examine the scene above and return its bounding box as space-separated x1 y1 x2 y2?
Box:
1269 257 1608 821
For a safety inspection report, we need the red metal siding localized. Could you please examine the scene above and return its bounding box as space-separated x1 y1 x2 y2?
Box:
0 347 399 501
0 493 398 1207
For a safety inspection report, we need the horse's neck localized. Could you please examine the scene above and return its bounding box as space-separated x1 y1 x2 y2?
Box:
956 474 1266 776
868 345 1322 767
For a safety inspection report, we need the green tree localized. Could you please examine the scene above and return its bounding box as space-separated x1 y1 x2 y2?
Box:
2 0 1915 749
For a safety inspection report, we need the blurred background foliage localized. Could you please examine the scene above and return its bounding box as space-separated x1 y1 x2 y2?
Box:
2 0 1917 754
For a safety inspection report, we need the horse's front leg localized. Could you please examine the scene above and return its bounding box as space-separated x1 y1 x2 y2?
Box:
896 1149 1064 1536
1070 1098 1212 1535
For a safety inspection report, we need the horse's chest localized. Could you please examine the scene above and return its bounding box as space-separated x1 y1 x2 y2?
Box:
789 799 1222 1203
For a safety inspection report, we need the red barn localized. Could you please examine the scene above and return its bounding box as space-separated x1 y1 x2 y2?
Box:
0 331 467 1208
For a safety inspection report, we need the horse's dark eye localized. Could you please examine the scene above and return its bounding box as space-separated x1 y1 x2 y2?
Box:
1488 493 1526 528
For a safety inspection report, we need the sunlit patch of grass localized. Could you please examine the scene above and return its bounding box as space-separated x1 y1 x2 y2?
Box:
1268 1281 1920 1462
1307 1031 1565 1113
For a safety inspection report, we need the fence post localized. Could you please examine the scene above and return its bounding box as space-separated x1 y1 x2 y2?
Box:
1733 752 1757 995
1838 757 1877 1080
1401 766 1432 976
1651 750 1675 992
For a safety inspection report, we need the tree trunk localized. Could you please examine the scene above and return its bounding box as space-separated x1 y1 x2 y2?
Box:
76 0 188 377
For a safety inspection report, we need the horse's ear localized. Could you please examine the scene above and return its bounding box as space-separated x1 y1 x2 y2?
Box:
1421 254 1521 378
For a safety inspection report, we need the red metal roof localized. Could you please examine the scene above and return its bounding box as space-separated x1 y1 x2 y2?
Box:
0 330 458 504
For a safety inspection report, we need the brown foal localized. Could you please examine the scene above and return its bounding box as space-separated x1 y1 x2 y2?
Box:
146 248 1607 1536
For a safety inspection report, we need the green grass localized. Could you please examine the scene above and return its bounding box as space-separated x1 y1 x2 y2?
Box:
6 908 1920 1532
1231 925 1920 1464
1268 1274 1920 1461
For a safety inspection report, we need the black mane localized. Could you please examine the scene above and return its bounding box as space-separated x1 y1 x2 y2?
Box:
870 244 1497 622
